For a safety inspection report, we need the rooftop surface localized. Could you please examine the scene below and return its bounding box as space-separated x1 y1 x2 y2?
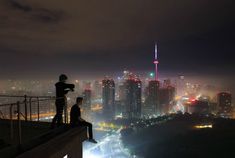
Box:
0 120 87 158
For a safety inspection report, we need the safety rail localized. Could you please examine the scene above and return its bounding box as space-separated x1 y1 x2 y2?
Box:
0 95 69 146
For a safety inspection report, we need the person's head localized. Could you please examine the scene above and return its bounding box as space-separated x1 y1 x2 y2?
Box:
76 97 83 106
59 74 68 82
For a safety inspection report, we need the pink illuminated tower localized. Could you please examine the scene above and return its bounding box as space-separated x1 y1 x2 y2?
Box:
153 43 159 81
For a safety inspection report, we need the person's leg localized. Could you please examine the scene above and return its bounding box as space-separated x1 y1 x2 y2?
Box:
80 121 93 139
79 121 97 143
51 115 57 129
86 122 93 139
56 105 64 126
51 104 59 128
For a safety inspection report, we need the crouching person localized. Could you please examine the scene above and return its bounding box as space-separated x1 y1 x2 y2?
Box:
70 97 97 143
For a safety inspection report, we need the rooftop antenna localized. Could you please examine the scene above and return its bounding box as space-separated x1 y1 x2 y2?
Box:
153 43 159 81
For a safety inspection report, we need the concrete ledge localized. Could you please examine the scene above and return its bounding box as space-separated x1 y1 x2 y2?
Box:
0 119 51 146
0 125 71 158
17 127 87 158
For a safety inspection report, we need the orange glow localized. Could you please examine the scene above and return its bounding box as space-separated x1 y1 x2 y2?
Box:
91 104 103 111
194 124 213 129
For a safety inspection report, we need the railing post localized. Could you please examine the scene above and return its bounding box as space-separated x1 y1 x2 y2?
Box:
17 101 22 146
37 97 40 121
10 104 13 141
24 95 27 121
29 97 32 121
64 99 67 124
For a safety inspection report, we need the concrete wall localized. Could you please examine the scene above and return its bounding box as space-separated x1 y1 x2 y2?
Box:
17 127 87 158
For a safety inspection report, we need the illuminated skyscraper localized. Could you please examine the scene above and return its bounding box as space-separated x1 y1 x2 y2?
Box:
159 86 176 114
82 89 92 110
94 80 102 99
217 92 232 116
81 89 92 120
145 80 160 114
102 78 115 118
124 78 142 118
118 84 125 102
177 75 185 96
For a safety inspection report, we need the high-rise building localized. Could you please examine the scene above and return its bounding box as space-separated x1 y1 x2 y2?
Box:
187 100 209 114
118 84 125 101
81 89 92 120
163 79 171 88
116 84 126 117
82 89 91 110
102 78 115 118
93 80 102 99
159 86 176 114
124 78 142 118
144 80 160 115
217 92 232 116
177 75 185 96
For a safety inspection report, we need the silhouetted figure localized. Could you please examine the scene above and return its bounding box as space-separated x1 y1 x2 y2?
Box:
70 97 97 143
51 74 75 128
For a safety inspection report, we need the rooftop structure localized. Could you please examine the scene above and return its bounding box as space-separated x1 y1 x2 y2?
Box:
0 95 88 158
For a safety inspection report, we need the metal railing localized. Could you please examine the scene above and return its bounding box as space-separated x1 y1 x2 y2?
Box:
0 95 69 146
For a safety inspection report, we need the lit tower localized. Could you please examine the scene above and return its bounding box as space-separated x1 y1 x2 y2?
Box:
153 43 159 81
102 78 115 118
145 43 160 114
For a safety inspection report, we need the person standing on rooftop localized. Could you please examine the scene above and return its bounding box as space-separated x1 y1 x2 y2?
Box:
51 74 75 128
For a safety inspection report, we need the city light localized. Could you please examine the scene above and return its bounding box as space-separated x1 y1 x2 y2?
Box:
149 72 154 77
84 152 102 158
83 130 132 158
91 104 103 111
194 124 213 129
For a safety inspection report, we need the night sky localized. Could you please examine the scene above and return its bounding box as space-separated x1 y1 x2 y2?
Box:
0 0 234 79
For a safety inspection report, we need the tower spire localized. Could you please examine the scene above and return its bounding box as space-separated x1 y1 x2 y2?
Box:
153 43 159 81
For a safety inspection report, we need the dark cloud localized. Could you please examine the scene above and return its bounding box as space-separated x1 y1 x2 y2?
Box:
32 8 64 23
10 0 32 12
8 0 64 23
0 0 234 78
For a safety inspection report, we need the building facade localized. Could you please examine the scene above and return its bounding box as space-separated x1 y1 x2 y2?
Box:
102 78 115 118
144 80 160 115
124 79 142 118
217 92 232 117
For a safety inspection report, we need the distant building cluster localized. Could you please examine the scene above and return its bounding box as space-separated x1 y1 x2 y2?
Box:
0 71 233 120
75 70 177 119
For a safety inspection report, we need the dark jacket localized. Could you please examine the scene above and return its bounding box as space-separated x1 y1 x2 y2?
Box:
70 104 81 126
55 82 74 105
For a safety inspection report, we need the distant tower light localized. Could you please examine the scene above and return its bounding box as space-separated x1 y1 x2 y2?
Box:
149 72 155 77
155 43 158 60
154 43 159 81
